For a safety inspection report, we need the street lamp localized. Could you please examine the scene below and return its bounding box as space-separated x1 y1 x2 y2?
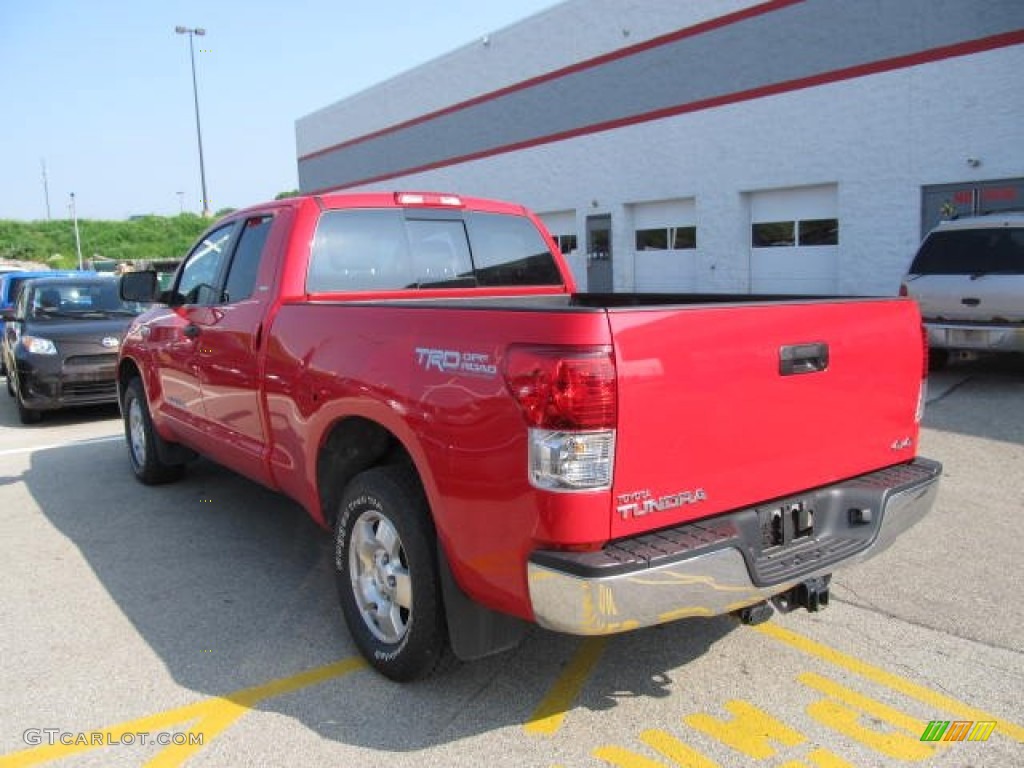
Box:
69 193 83 270
175 25 211 217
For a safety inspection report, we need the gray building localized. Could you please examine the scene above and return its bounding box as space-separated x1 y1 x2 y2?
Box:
296 0 1024 294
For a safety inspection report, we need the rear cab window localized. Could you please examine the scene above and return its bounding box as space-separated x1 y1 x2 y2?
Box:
910 227 1024 275
306 208 563 293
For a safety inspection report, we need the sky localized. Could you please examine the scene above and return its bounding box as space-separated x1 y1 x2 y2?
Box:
0 0 557 221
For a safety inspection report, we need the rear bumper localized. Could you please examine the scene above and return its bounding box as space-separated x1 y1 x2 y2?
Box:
925 322 1024 353
527 458 941 635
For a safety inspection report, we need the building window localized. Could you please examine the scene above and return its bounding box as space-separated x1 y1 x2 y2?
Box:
798 218 839 246
753 219 838 248
673 226 697 249
554 234 578 253
752 221 795 247
636 226 697 251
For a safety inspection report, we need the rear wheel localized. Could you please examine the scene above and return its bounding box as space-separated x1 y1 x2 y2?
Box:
334 465 453 681
122 377 184 484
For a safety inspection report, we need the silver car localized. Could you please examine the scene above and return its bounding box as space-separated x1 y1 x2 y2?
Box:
901 214 1024 368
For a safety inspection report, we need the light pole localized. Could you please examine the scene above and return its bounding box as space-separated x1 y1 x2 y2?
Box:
175 25 211 217
41 158 51 220
176 191 185 214
69 193 83 270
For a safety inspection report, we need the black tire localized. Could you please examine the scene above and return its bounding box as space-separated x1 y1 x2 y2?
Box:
928 348 950 371
334 465 453 681
122 377 184 485
17 397 42 424
12 375 42 424
7 373 16 397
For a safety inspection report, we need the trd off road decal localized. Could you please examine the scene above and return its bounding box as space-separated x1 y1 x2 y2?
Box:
415 347 497 377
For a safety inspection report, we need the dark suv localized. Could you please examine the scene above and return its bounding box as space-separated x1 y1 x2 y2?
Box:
1 276 143 423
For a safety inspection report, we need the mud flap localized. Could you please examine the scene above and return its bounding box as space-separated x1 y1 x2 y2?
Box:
438 543 527 661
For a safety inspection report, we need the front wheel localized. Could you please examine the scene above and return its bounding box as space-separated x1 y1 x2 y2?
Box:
122 377 184 485
334 465 453 681
12 374 41 424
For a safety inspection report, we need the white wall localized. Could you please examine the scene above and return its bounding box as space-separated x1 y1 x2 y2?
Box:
335 43 1023 296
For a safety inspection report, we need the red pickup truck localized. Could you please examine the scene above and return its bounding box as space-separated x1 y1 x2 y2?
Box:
118 191 940 680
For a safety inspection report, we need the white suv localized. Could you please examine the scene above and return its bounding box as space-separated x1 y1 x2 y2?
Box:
902 214 1024 368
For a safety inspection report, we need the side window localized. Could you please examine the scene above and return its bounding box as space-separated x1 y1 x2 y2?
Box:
307 210 411 292
223 215 273 303
177 224 235 305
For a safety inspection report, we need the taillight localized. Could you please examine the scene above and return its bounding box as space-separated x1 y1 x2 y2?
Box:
920 325 929 380
916 325 928 423
504 346 616 430
504 345 616 490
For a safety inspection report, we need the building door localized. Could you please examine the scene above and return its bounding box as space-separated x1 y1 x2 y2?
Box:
586 214 613 292
632 198 698 292
921 178 1024 236
749 185 839 295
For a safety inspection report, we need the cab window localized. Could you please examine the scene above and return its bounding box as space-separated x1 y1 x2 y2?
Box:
176 224 235 305
223 216 274 303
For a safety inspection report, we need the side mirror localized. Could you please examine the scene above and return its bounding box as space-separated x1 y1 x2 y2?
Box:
0 308 18 323
120 271 160 303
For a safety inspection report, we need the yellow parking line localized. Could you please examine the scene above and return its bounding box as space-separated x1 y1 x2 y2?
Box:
754 623 1024 743
525 638 608 736
0 657 366 768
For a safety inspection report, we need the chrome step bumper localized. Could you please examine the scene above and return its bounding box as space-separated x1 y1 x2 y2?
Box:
527 458 941 635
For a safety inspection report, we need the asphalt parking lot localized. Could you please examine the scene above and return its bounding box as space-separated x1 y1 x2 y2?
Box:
1 359 1021 768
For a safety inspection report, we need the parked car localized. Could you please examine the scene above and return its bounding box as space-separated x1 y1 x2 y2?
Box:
0 269 95 376
902 214 1024 368
1 275 142 424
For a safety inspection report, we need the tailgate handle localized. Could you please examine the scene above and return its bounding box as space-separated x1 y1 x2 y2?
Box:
779 342 829 375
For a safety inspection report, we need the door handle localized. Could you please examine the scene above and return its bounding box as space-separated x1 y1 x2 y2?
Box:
183 324 200 339
961 297 981 307
779 342 829 375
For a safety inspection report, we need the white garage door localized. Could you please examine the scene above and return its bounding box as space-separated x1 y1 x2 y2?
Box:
631 198 697 292
749 185 839 294
538 209 586 289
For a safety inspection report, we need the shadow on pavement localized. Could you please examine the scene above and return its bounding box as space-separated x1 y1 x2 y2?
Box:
0 389 119 430
22 437 734 751
924 356 1024 446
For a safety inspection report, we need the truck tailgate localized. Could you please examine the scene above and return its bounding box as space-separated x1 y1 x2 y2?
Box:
608 298 924 540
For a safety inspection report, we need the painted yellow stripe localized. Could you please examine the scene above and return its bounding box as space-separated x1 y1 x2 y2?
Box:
0 657 366 768
592 744 680 768
524 637 608 736
754 623 1024 743
144 700 251 768
639 729 721 768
